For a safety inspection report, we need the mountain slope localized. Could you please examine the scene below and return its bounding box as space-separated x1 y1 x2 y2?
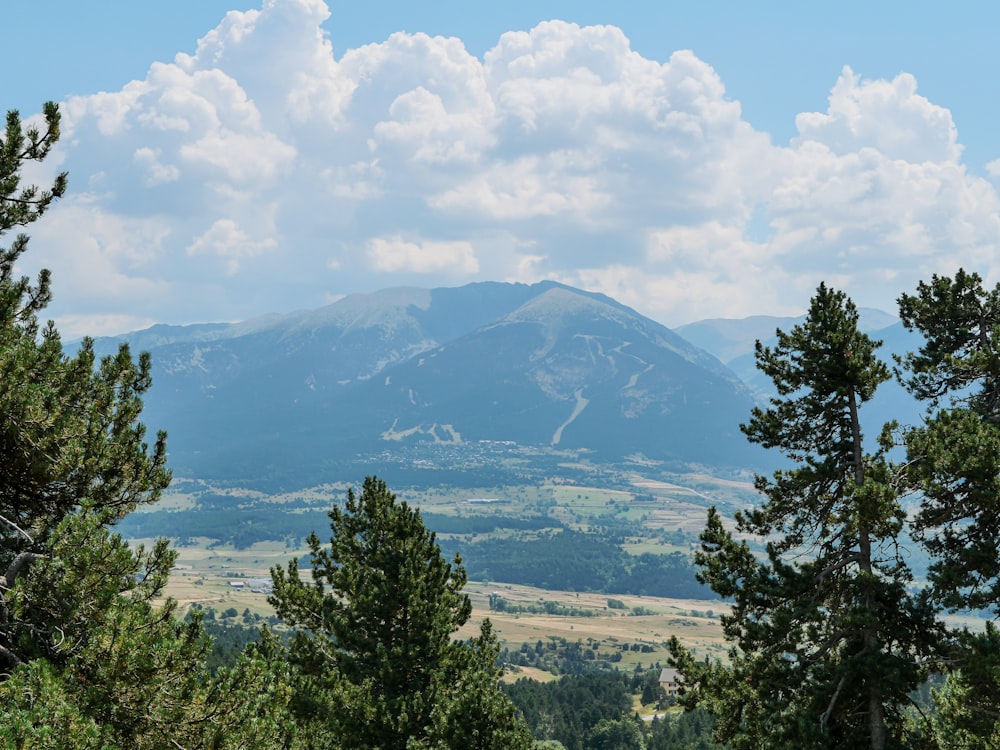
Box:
355 287 756 462
93 281 764 489
678 310 928 453
677 307 898 367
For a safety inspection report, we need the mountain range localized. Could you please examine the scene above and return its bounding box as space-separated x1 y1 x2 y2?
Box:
88 280 917 491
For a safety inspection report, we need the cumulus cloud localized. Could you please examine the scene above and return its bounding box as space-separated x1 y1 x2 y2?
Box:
768 74 1000 306
366 236 479 274
429 154 614 221
795 67 961 163
20 0 1000 337
133 147 180 186
187 217 279 274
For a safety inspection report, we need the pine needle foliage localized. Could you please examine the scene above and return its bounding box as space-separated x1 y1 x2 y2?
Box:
670 283 944 750
270 476 533 749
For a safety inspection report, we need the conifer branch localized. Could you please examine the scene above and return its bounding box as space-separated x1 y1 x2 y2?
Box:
0 513 33 543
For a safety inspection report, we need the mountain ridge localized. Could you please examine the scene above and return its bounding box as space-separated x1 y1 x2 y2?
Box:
82 280 770 490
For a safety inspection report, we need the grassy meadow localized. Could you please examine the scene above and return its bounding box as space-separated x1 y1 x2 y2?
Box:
131 470 749 680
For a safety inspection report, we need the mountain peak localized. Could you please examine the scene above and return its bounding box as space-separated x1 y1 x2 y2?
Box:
501 286 626 325
105 280 763 489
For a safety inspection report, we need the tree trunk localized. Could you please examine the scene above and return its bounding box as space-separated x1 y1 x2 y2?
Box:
850 389 886 750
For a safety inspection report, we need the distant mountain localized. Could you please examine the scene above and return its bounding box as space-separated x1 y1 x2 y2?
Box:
676 308 898 366
89 281 766 490
678 309 928 451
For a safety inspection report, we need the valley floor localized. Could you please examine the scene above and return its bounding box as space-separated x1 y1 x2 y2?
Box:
152 537 729 679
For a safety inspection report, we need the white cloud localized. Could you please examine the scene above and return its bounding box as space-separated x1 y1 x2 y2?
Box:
564 264 807 326
373 85 495 165
187 218 279 274
795 66 961 163
366 236 479 274
770 133 1000 290
647 222 769 267
430 153 613 221
22 199 175 336
58 314 160 342
133 147 180 186
25 1 1000 335
179 128 295 183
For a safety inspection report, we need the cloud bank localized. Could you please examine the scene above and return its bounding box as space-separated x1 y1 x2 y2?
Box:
20 0 1000 336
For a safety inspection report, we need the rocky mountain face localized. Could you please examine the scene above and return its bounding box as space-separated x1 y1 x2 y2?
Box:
90 281 767 489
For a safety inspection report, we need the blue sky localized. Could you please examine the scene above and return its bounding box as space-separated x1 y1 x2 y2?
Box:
7 0 1000 336
13 2 999 163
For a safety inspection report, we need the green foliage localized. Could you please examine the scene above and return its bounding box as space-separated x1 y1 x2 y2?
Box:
0 104 170 673
636 668 665 706
414 620 536 749
898 269 1000 615
270 475 532 749
671 284 944 749
894 270 1000 747
896 268 1000 414
12 94 1000 748
0 102 293 748
117 501 563 551
923 624 1000 747
503 635 629 675
0 515 294 748
489 594 598 617
586 716 645 750
195 614 269 674
454 530 705 598
420 511 561 534
0 102 66 232
507 670 721 750
505 671 634 749
646 708 723 750
118 505 329 550
119 489 706 597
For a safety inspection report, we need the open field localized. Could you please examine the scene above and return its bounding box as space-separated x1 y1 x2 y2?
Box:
148 536 728 677
151 468 757 530
129 470 749 680
460 580 729 671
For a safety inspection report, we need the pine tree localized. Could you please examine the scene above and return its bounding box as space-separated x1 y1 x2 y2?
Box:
415 620 536 749
896 269 1000 745
0 515 295 748
924 624 1000 748
0 102 295 747
670 283 943 749
270 475 533 749
897 269 1000 613
0 103 171 670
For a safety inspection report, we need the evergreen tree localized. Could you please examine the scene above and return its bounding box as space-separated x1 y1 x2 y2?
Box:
504 671 635 749
0 515 294 748
415 620 536 749
896 270 1000 746
897 269 1000 613
924 624 1000 748
645 708 722 750
670 283 943 749
0 102 295 747
586 716 646 750
270 475 533 749
0 102 171 670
